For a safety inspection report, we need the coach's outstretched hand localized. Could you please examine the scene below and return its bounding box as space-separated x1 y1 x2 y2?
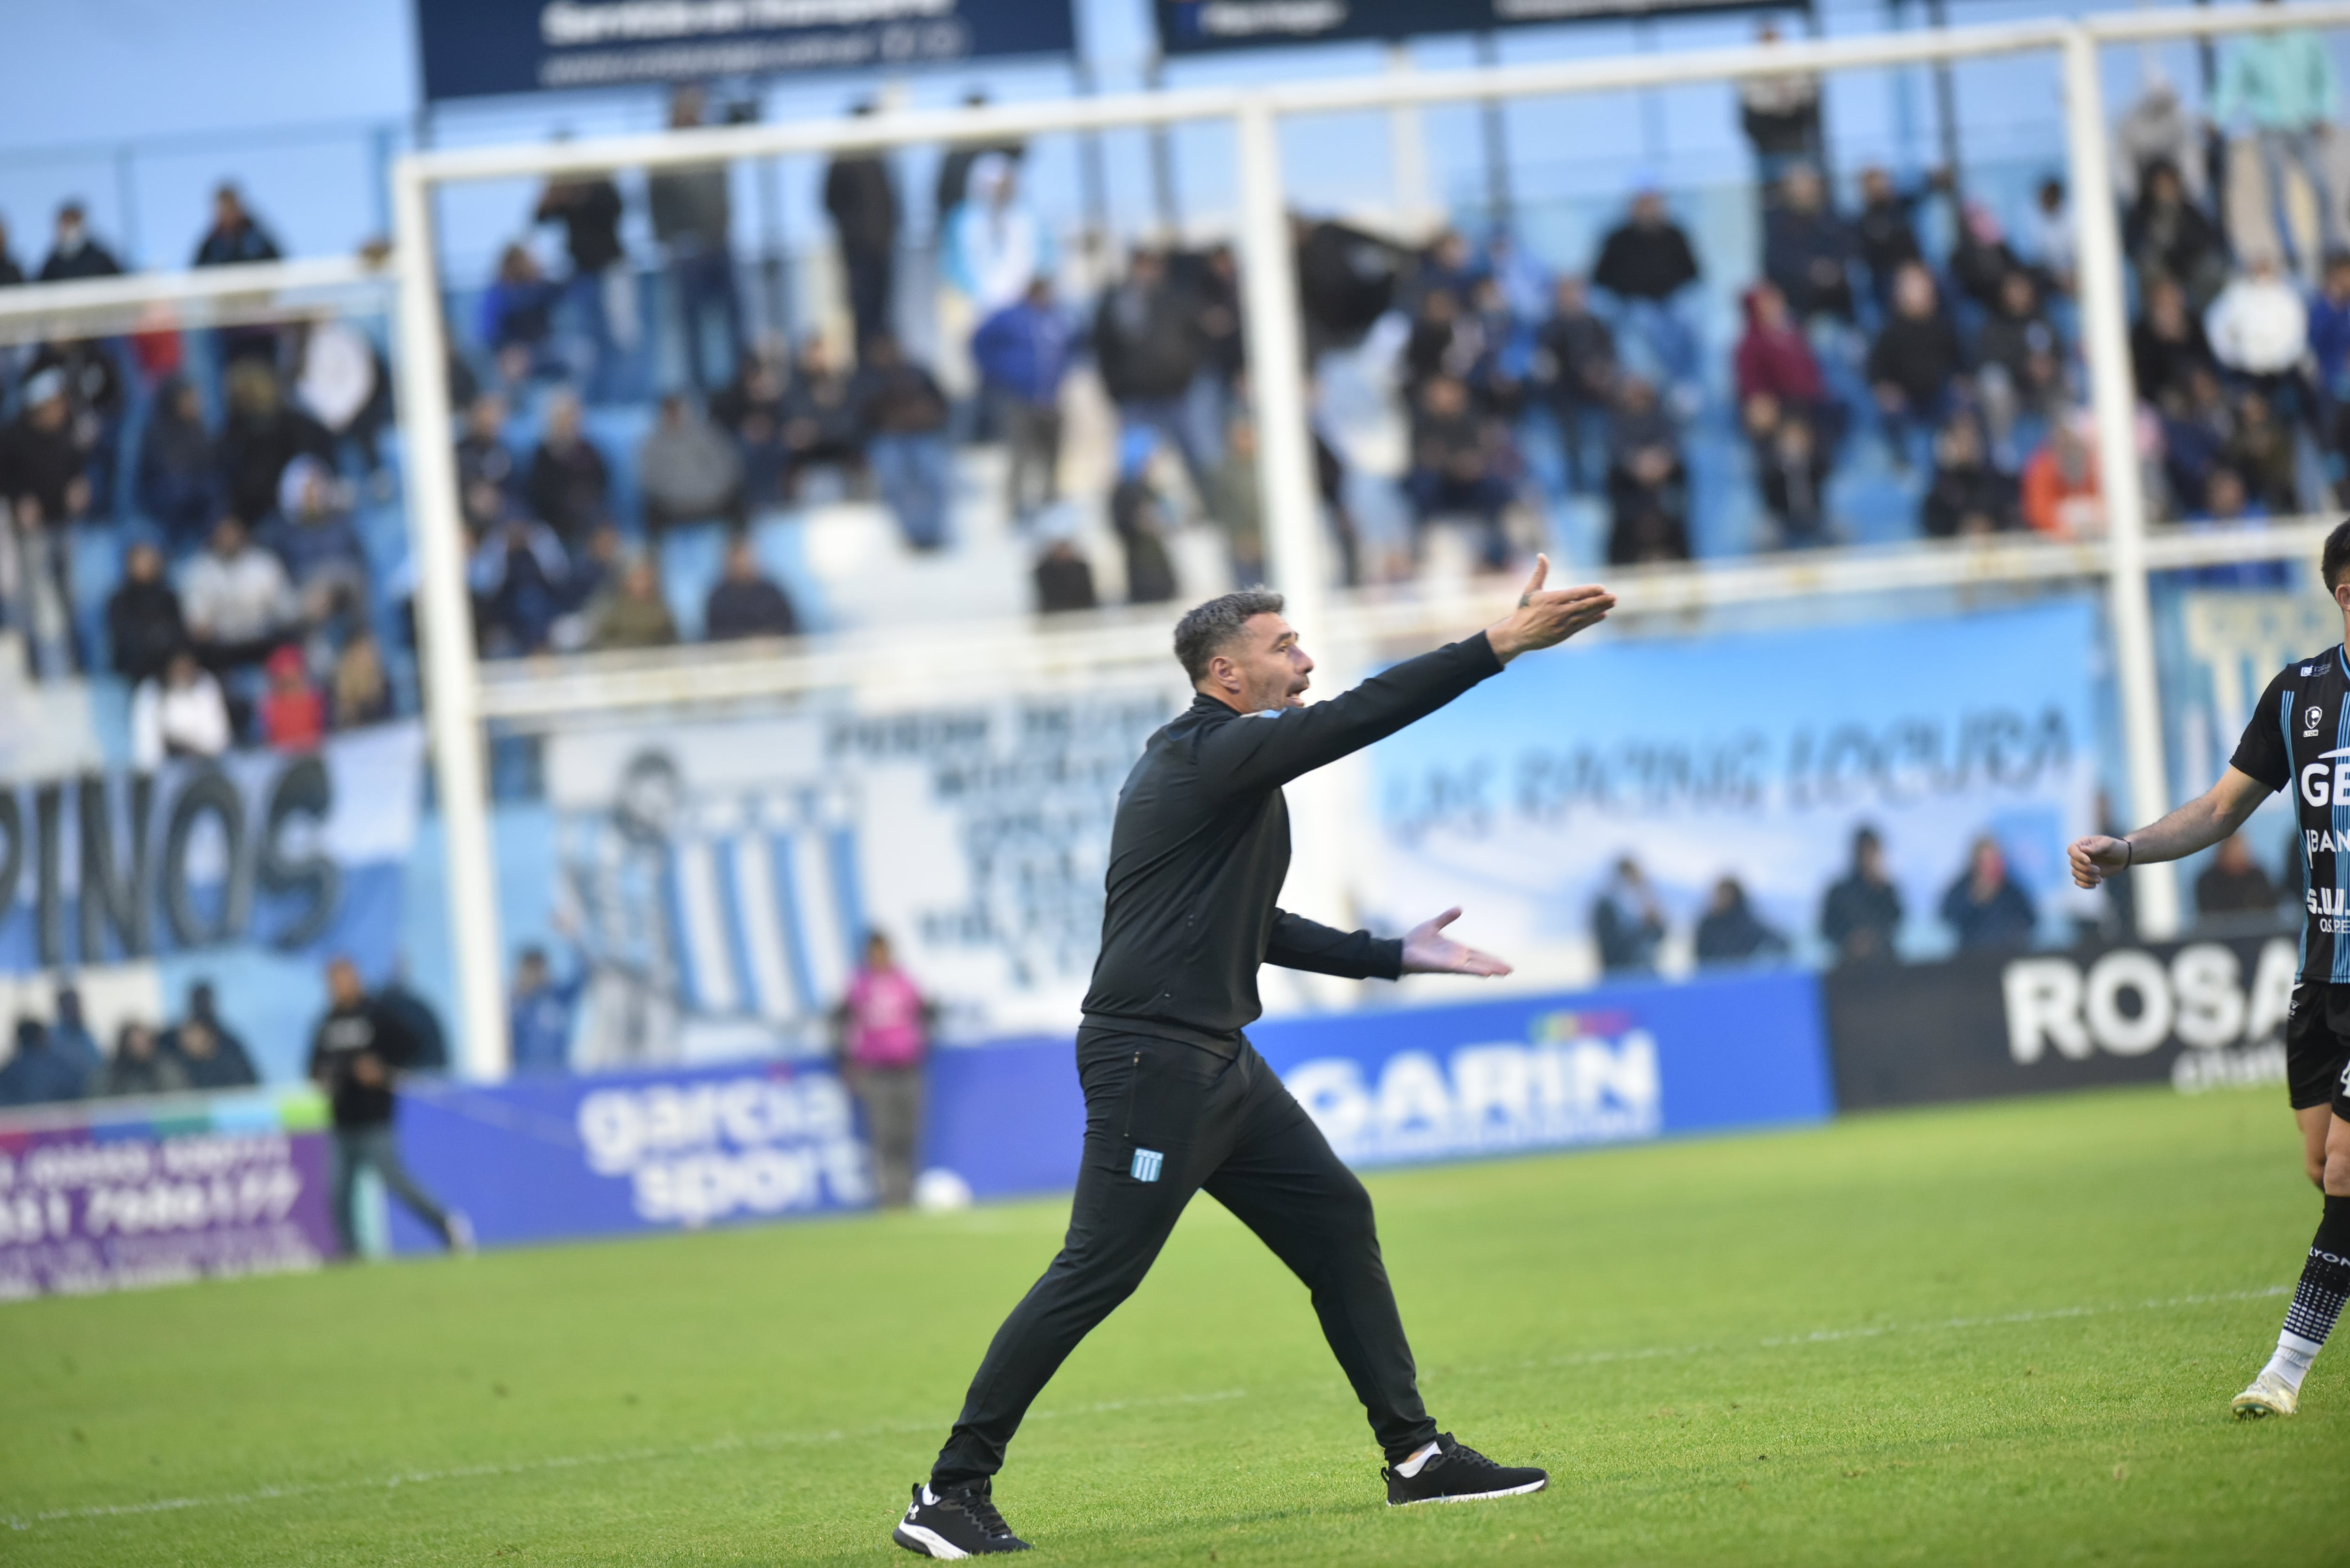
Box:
1400 907 1512 978
1485 554 1615 665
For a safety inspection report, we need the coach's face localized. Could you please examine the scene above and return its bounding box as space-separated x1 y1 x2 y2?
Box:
1206 612 1315 713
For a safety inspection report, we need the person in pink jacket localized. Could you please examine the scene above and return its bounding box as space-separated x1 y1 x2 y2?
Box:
834 930 934 1208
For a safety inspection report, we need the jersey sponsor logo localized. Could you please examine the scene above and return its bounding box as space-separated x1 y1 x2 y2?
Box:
2299 750 2350 806
1129 1147 1165 1182
2312 887 2350 918
2308 704 2327 738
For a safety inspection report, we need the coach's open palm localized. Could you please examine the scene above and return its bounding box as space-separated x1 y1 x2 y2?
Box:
1401 907 1512 978
1486 555 1614 663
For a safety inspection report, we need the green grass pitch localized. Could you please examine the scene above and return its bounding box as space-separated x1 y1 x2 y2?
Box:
6 1083 2347 1565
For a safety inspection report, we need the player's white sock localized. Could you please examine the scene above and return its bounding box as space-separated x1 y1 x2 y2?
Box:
2264 1331 2323 1394
1393 1439 1442 1477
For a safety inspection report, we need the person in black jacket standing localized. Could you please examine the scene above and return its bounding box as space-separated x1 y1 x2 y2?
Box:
307 956 470 1258
824 100 901 361
892 562 1615 1558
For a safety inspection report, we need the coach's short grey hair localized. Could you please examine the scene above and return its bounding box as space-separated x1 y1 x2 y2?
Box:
1173 589 1285 682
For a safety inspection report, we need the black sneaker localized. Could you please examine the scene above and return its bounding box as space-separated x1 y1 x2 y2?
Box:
893 1479 1033 1557
1383 1432 1549 1506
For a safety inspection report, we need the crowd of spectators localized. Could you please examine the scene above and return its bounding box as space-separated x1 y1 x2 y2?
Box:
0 980 261 1107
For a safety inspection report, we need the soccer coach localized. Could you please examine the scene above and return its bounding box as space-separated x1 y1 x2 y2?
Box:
892 559 1614 1557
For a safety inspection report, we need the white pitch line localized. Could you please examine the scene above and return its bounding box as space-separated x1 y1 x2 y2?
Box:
3 1287 2291 1532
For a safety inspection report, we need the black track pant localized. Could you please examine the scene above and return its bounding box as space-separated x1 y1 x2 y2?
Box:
931 1030 1438 1487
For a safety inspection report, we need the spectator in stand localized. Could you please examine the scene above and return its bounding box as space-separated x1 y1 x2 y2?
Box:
1095 248 1210 479
2230 390 2301 515
38 201 122 281
509 944 585 1074
2131 275 2217 405
0 366 90 673
1949 201 2025 311
130 649 233 768
1854 165 1932 314
47 988 103 1090
0 215 23 285
1762 164 1856 326
469 511 570 656
1735 282 1831 429
308 955 470 1256
588 555 679 651
455 391 519 535
331 630 391 729
551 523 621 649
2206 255 2311 409
533 160 629 401
106 542 187 685
1756 411 1832 549
137 376 218 551
1183 242 1247 400
1867 262 1965 470
192 182 281 267
182 515 295 670
2124 160 2229 310
2195 465 2265 527
101 1023 188 1098
2022 176 2076 297
1942 835 2037 951
1033 535 1098 614
294 318 392 492
218 359 331 531
261 455 368 637
1822 826 1903 964
2212 4 2341 273
1605 374 1691 565
524 389 610 547
377 962 450 1075
1591 186 1702 394
1205 415 1264 586
1976 270 2067 466
1738 20 1825 187
1694 876 1789 967
166 1010 258 1092
0 1020 87 1108
823 99 901 359
778 336 864 498
2021 412 2103 537
1404 373 1516 573
1109 430 1179 605
478 242 563 387
638 393 746 532
2197 834 2281 923
1533 275 1617 493
650 86 742 392
941 154 1052 323
971 279 1071 523
1593 856 1668 975
854 334 953 552
712 340 791 510
831 929 934 1209
2113 72 2207 208
935 89 1024 224
2311 251 2350 403
703 533 799 640
1403 288 1479 397
259 644 324 753
1922 418 2018 537
2160 367 2236 520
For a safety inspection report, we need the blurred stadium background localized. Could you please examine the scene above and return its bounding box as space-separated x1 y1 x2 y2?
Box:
0 0 2346 1425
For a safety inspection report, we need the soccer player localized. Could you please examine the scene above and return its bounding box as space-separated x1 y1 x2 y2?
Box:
2068 518 2350 1420
891 561 1614 1557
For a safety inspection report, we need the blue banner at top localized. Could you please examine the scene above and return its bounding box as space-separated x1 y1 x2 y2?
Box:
1154 0 1777 57
416 0 1079 102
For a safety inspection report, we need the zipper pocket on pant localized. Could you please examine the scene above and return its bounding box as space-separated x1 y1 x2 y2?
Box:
1122 1050 1142 1139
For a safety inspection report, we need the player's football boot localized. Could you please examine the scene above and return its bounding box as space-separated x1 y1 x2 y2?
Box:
2231 1370 2300 1419
1382 1432 1550 1505
893 1479 1032 1557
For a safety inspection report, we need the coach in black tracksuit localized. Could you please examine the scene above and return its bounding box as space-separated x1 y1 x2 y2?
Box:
895 563 1615 1556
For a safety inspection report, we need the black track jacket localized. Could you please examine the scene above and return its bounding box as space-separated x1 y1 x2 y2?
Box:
1080 632 1506 1054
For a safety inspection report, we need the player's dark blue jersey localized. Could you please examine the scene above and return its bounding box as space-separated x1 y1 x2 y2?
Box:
2231 645 2350 981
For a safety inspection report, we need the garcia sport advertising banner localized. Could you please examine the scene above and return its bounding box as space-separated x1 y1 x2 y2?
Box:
1363 600 2103 982
416 0 1078 101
